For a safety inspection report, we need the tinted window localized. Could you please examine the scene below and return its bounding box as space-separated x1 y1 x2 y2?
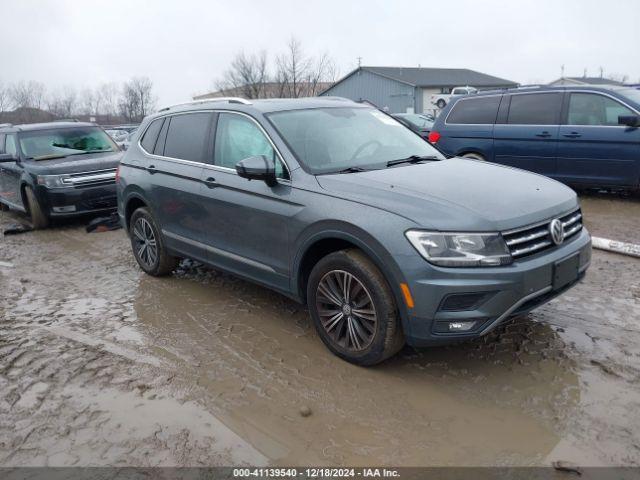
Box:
507 93 561 125
140 118 164 153
447 96 501 124
0 134 5 154
163 113 212 162
154 118 169 156
568 93 634 126
214 113 288 179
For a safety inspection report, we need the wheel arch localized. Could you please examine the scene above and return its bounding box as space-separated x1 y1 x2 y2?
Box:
123 191 149 231
292 223 412 337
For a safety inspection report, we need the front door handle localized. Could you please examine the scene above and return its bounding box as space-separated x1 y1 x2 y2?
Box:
535 131 552 138
147 164 156 173
563 132 582 138
204 177 217 188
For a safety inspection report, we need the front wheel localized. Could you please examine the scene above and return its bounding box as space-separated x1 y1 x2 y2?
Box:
129 207 178 276
24 186 49 229
306 249 404 366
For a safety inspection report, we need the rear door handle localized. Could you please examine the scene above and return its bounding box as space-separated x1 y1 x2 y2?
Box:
147 164 156 173
204 176 218 188
563 132 582 138
535 131 552 138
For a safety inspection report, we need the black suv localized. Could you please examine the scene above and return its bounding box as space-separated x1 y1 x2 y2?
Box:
0 122 123 228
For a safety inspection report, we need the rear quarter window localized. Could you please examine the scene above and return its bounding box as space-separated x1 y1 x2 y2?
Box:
446 96 501 124
140 118 164 153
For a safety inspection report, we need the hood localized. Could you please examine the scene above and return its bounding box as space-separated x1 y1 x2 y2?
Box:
23 151 124 175
315 158 578 231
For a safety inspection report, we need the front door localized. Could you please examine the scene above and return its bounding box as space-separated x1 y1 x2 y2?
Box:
557 91 640 187
0 134 24 209
493 92 563 176
198 112 297 292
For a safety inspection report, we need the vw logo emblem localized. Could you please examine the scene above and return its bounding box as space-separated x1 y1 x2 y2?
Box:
549 218 565 245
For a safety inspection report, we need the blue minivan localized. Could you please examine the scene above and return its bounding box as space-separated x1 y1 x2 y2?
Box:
428 85 640 189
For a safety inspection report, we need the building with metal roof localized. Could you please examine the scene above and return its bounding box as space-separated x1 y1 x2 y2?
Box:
319 66 518 114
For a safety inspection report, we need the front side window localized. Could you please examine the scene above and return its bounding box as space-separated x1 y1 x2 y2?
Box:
214 113 288 179
268 107 444 174
163 113 212 162
19 127 117 160
567 93 635 126
507 93 562 125
447 96 501 124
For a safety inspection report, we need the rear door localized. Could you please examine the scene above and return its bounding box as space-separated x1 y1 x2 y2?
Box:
557 91 640 187
493 92 563 176
140 112 214 262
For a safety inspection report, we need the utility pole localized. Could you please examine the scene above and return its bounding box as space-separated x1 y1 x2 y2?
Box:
561 64 565 78
599 66 604 78
357 56 362 68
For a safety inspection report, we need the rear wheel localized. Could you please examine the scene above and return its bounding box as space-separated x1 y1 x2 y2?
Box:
436 99 446 109
129 207 178 276
306 249 404 366
461 152 485 161
24 186 49 229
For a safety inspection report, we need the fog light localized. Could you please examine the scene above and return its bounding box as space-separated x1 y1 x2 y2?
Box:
52 205 77 213
448 321 475 332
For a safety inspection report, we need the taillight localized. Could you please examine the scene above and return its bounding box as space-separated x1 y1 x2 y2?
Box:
115 164 120 183
428 131 441 143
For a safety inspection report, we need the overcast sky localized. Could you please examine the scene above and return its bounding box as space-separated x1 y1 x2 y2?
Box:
2 0 639 107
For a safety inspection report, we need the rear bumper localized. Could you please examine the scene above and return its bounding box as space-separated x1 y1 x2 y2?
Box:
35 184 117 218
399 228 592 347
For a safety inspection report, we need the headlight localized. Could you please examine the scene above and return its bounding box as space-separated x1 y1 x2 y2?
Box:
37 174 69 188
405 230 512 267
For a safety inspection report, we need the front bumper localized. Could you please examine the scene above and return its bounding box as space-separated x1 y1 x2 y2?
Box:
35 184 117 218
398 228 592 347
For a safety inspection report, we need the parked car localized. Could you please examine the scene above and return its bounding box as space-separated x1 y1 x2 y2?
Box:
431 86 478 109
117 97 591 365
0 122 122 228
428 85 640 190
392 113 434 139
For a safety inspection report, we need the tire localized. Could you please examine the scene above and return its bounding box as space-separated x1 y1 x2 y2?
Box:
306 249 405 366
0 201 9 212
24 186 49 229
436 99 446 109
461 152 485 161
129 207 178 276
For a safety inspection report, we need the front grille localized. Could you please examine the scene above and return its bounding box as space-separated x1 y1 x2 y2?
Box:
62 168 117 188
502 208 583 259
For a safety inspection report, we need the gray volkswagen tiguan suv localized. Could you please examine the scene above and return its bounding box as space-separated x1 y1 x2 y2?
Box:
117 97 591 365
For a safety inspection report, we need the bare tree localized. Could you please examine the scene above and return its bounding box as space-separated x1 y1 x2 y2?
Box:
607 73 629 84
97 82 119 117
275 38 338 98
216 51 269 99
47 86 78 117
119 77 156 122
0 81 10 112
10 80 47 109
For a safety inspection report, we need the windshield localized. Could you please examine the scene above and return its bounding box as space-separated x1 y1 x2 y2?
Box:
267 107 443 174
19 126 118 160
616 88 640 106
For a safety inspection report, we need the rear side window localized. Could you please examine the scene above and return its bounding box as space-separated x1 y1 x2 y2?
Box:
140 118 164 153
507 93 561 125
4 134 18 156
163 113 212 162
0 134 5 153
446 96 501 124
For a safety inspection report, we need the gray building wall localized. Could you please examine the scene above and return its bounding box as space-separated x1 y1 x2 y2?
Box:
321 69 417 114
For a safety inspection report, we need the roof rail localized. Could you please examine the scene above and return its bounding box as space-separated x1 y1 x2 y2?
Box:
320 96 353 102
0 123 13 128
53 118 81 122
159 97 252 112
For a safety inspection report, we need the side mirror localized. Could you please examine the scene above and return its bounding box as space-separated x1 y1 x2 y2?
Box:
618 115 639 127
235 155 277 187
0 153 18 163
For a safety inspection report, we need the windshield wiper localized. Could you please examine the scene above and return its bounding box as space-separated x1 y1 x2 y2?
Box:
336 166 368 174
386 155 440 167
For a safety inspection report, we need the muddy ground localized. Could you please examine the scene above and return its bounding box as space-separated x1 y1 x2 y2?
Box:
0 193 638 467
